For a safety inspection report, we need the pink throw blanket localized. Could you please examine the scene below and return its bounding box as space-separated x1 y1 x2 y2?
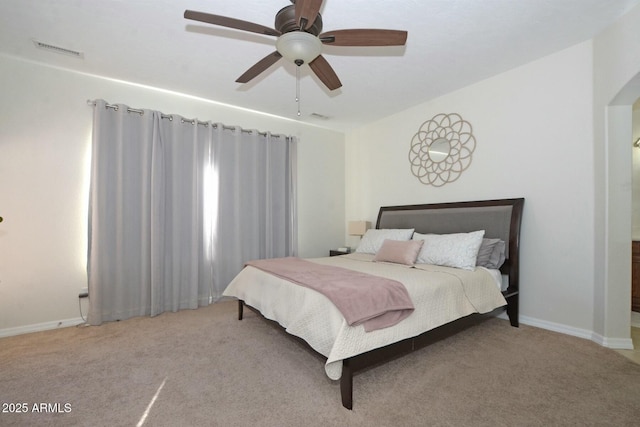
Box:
245 257 414 332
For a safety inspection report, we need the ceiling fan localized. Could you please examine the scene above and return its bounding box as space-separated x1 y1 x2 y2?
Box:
184 0 408 91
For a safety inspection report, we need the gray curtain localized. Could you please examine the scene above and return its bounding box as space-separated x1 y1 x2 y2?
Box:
87 100 297 325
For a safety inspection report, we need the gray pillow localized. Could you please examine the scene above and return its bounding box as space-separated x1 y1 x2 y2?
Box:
476 238 506 269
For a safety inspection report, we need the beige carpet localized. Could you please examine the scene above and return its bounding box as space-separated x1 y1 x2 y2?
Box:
1 300 639 427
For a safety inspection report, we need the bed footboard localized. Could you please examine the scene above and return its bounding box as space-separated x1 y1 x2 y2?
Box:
236 290 512 409
337 312 487 409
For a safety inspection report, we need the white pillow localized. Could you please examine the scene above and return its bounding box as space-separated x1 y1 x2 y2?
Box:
355 229 415 254
413 230 485 270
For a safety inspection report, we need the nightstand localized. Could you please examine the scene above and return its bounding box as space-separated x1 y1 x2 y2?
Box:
329 249 350 256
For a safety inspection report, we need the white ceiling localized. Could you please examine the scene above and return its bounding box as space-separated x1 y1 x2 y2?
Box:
1 0 638 131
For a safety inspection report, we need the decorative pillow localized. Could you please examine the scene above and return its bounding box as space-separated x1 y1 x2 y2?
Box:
355 229 415 254
413 230 485 270
476 238 506 269
373 239 424 266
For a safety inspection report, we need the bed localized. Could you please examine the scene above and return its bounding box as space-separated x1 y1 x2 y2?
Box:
223 198 524 409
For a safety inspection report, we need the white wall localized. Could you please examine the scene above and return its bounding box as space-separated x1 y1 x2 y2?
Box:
346 41 597 336
0 54 345 335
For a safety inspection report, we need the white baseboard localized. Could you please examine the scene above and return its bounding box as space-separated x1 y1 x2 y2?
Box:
518 315 634 350
591 333 634 350
0 317 86 339
2 311 637 349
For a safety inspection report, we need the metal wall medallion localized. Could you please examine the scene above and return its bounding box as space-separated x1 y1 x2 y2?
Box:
408 113 476 187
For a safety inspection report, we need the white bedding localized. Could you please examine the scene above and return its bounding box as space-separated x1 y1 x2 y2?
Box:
222 253 507 380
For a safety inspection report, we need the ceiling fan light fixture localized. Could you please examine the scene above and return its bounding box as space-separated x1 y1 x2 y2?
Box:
276 31 322 65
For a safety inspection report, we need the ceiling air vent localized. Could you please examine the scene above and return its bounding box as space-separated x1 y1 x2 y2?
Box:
310 113 330 120
32 39 84 59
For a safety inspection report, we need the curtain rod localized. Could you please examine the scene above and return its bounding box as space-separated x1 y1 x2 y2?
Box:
87 100 290 138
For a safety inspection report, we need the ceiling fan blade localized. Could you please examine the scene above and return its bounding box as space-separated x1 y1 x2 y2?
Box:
295 0 323 30
320 29 408 46
184 10 281 37
308 55 342 91
236 51 283 84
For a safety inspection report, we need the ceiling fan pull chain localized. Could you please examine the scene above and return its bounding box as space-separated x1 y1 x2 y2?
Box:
296 65 301 117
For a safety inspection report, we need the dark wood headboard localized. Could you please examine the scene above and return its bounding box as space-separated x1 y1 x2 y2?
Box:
376 198 524 325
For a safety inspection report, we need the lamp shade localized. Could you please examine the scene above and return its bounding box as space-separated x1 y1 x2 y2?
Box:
276 31 322 64
348 221 370 236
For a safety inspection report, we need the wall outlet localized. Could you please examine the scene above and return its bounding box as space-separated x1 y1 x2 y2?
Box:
79 287 89 299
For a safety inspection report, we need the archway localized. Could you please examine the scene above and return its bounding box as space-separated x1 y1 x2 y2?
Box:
604 71 640 347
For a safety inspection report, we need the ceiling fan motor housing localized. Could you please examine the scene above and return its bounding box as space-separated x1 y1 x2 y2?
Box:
275 5 322 35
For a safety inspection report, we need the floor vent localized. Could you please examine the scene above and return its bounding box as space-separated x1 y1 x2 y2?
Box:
33 40 84 58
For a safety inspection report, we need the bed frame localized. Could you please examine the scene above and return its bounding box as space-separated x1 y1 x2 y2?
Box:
238 197 524 409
